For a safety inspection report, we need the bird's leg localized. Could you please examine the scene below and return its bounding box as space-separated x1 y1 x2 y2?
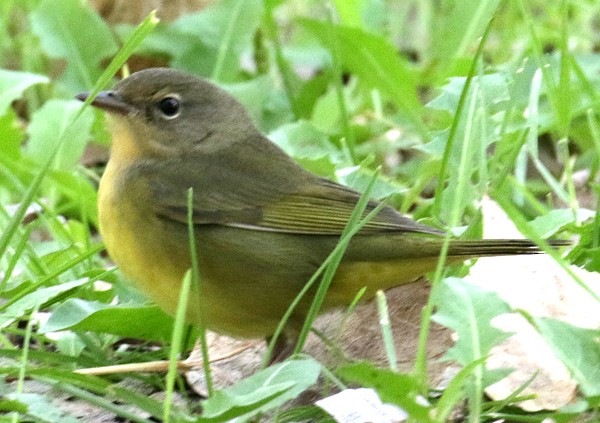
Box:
265 333 297 364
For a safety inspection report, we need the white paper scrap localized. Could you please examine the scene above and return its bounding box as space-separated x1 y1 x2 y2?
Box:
316 388 408 423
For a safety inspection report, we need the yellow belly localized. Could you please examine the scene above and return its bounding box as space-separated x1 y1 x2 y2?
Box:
328 257 437 306
99 158 438 339
98 157 192 318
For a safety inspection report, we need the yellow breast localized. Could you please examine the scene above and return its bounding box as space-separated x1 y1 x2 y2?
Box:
98 119 195 322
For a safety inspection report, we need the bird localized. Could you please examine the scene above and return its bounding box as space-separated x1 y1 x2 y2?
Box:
76 68 567 358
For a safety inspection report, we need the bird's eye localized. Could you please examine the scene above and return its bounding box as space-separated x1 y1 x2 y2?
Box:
158 96 180 118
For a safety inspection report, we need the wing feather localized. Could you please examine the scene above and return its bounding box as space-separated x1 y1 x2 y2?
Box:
143 134 441 236
257 180 442 235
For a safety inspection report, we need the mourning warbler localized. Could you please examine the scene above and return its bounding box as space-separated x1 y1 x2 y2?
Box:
76 68 566 348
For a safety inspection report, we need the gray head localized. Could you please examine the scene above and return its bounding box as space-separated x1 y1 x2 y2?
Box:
77 68 256 156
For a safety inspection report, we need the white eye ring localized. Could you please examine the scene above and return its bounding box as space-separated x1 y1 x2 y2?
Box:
157 94 181 119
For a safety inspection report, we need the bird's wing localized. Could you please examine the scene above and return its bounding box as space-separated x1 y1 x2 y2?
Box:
253 179 443 235
144 137 442 236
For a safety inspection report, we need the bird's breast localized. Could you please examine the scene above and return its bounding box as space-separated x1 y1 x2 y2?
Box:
98 158 192 317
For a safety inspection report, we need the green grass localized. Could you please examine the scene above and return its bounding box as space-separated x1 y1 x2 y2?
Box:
1 0 599 421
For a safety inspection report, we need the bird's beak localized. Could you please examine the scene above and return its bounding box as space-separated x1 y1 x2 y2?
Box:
76 90 133 116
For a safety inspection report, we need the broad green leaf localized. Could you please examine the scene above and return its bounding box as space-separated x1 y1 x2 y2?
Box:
428 0 501 79
46 170 99 226
432 277 514 420
40 299 179 341
361 0 387 34
223 76 292 132
294 73 330 120
310 85 343 134
261 87 296 133
565 210 600 272
0 109 24 160
269 121 339 177
0 69 48 116
202 384 293 421
167 0 263 82
301 19 422 128
574 53 600 91
422 74 508 222
198 358 321 422
501 56 556 134
54 331 86 357
337 362 434 423
6 393 79 423
529 208 591 239
427 74 511 116
0 279 89 328
528 315 600 396
269 121 339 160
224 78 273 126
333 0 364 28
280 37 330 70
0 399 27 414
417 129 450 159
570 247 600 272
30 0 118 91
115 23 191 58
26 99 94 170
296 156 338 179
336 166 402 200
432 277 512 365
424 74 510 173
38 244 87 271
264 0 284 12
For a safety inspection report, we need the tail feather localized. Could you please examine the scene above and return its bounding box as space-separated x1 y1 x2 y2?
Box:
447 239 570 258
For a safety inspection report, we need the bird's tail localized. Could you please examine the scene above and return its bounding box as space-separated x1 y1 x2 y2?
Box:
447 238 570 258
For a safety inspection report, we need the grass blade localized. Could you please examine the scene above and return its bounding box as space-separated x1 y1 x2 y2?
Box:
293 168 383 355
376 290 397 371
187 187 212 396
